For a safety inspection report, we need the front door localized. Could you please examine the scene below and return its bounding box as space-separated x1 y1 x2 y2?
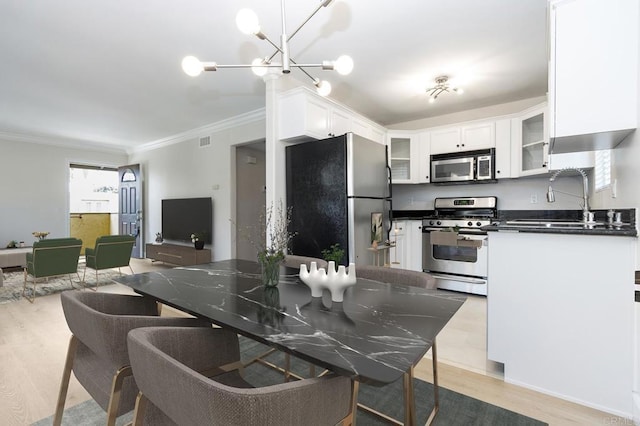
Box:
118 164 143 258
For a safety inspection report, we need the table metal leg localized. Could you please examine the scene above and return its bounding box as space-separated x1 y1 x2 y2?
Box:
356 339 440 426
425 340 440 426
350 380 360 426
403 365 416 425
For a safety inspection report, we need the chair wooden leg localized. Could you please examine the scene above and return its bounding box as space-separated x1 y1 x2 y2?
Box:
22 272 35 303
67 274 77 290
132 392 148 426
106 365 133 426
53 336 78 426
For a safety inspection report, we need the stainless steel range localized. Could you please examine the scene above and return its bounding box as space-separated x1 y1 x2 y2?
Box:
422 196 497 296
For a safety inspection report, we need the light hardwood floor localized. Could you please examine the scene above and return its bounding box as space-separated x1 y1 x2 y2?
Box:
0 259 627 425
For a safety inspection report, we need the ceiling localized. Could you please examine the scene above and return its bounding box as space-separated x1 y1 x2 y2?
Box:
0 0 548 152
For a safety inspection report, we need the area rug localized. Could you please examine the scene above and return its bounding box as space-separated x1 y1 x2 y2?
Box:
0 269 125 304
34 337 547 426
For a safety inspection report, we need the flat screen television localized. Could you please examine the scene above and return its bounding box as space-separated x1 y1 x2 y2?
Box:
161 197 212 244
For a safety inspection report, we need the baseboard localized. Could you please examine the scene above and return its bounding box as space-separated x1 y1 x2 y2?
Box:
504 376 634 421
633 392 639 425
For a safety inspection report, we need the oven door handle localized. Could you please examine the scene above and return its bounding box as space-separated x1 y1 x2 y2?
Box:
428 273 487 285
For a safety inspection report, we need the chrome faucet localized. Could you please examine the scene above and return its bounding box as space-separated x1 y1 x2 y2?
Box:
546 167 592 223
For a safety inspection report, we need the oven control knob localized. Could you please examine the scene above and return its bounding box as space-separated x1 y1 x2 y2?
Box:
429 220 435 226
476 221 482 227
467 221 473 227
436 221 442 226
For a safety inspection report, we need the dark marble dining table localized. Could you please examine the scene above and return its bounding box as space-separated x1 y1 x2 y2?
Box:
115 259 466 388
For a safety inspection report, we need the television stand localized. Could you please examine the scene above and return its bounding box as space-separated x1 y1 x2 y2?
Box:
146 243 211 266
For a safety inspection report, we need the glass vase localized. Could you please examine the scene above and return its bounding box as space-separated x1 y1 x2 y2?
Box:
259 255 282 288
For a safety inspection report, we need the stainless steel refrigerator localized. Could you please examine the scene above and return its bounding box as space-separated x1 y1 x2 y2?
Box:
285 132 392 266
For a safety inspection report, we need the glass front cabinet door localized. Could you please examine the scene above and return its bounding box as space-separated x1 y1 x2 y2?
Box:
513 104 549 177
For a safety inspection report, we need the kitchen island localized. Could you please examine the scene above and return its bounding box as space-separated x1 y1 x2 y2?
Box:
486 228 637 419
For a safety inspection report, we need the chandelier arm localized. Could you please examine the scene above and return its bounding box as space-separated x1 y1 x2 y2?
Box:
259 34 284 56
204 63 323 70
262 0 332 65
295 65 318 83
286 1 327 42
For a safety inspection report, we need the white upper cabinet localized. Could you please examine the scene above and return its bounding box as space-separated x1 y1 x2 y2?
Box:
417 132 431 183
512 104 549 177
494 118 512 179
430 122 495 155
329 108 351 138
548 0 638 153
430 128 461 154
461 122 495 151
389 131 430 184
278 87 385 143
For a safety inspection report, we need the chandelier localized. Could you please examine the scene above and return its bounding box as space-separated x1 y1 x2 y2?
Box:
425 76 464 103
181 0 353 97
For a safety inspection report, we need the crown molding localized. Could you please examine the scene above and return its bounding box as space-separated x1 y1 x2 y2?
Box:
0 131 129 155
0 108 266 156
132 108 266 154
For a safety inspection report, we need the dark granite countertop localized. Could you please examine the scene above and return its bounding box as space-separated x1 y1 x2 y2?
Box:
485 208 637 237
484 223 637 236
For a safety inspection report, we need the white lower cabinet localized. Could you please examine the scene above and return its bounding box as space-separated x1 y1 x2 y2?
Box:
487 231 635 417
390 220 422 271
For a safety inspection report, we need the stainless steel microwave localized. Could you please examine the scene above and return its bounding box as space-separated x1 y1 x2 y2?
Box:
430 148 495 183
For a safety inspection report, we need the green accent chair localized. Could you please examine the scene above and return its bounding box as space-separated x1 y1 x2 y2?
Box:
83 235 135 289
23 238 83 303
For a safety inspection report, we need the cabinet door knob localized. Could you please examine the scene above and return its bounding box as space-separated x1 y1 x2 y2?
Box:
497 170 501 174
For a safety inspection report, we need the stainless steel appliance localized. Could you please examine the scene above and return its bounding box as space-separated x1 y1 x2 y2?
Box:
422 196 497 295
286 133 392 266
430 148 495 183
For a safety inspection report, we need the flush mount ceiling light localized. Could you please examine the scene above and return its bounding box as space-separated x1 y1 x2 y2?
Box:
181 0 353 97
425 76 464 103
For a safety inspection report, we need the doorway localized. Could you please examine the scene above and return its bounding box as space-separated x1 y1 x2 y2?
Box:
69 164 119 254
235 141 266 260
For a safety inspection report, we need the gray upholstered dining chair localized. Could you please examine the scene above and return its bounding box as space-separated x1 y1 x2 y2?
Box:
54 291 209 426
355 265 437 289
283 254 328 270
127 326 355 426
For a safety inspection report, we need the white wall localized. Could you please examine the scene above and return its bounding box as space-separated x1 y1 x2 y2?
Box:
128 116 265 261
393 175 586 211
0 138 127 245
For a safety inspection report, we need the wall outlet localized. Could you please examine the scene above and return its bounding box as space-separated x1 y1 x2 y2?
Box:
530 194 538 204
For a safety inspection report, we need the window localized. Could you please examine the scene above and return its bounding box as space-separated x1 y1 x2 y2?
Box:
594 150 612 191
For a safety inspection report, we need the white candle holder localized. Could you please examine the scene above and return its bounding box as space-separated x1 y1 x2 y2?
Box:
299 261 357 303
